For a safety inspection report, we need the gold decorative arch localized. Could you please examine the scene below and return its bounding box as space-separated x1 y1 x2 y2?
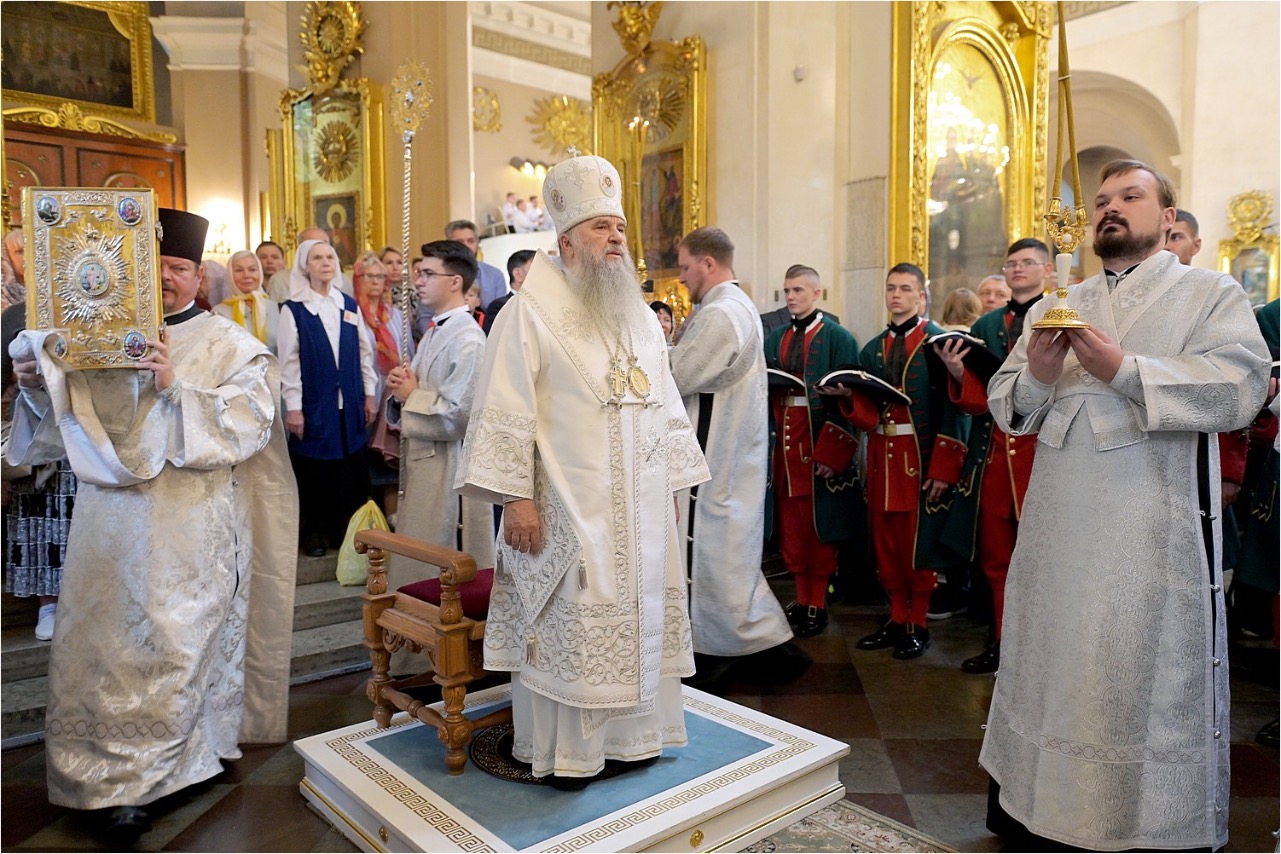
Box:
593 4 706 328
890 1 1051 294
267 1 385 261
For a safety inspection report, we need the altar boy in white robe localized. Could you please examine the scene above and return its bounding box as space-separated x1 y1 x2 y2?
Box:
979 159 1270 851
383 239 493 675
456 153 710 789
7 209 297 838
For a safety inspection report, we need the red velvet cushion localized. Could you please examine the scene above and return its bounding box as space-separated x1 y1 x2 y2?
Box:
398 568 494 621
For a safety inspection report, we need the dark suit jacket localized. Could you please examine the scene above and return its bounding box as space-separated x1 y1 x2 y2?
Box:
483 292 515 336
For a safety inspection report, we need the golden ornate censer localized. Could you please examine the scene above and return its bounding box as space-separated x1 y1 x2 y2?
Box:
1033 2 1090 330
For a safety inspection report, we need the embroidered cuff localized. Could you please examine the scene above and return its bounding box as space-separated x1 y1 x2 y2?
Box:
159 379 185 403
1108 355 1145 406
1012 371 1055 416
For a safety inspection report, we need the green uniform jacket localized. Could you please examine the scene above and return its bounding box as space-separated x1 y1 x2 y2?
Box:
764 317 863 543
859 320 972 568
939 306 1008 559
1237 297 1279 592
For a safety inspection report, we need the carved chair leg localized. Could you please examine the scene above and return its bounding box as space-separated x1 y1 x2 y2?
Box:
367 647 394 729
440 684 474 776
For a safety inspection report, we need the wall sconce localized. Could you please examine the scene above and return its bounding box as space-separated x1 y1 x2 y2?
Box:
509 157 551 178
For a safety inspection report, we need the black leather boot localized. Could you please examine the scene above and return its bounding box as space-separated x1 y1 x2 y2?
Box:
856 620 903 650
794 606 828 638
892 625 931 659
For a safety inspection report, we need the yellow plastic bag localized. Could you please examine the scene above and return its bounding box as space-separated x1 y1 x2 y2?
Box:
336 499 391 586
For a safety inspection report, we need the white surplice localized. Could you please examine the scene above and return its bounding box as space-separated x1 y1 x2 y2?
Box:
385 307 493 674
979 251 1270 851
669 280 792 656
455 251 709 776
7 313 298 809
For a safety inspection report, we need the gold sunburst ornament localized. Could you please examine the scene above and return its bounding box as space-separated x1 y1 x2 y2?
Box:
473 87 501 133
300 1 367 92
528 96 593 157
55 227 130 324
313 120 359 183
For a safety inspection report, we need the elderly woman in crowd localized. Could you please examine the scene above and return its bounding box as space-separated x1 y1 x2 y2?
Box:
214 250 280 351
278 239 378 556
2 229 26 311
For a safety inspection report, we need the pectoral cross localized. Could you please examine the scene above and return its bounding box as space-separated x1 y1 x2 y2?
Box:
608 364 629 403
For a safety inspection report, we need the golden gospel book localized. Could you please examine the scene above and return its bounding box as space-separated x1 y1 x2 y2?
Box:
23 187 162 369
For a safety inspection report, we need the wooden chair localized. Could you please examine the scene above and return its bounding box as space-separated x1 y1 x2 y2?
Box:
354 529 511 775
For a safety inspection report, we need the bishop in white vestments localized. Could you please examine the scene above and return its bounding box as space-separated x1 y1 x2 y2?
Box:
7 210 297 837
979 160 1270 851
456 154 709 788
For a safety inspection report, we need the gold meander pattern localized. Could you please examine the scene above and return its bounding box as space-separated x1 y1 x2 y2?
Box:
322 689 820 852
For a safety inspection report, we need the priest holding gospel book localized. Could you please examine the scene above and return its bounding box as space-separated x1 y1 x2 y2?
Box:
818 262 971 659
762 265 861 638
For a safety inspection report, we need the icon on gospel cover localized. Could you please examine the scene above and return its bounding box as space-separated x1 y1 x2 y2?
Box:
77 261 111 297
123 331 148 360
117 197 142 226
36 196 61 225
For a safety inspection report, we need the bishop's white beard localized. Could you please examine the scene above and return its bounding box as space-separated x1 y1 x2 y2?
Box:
561 235 648 331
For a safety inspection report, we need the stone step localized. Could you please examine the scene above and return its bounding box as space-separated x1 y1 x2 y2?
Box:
1 626 51 683
1 675 47 745
293 580 366 631
290 618 370 684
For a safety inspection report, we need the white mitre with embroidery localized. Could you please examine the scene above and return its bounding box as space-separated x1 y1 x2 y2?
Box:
541 153 627 234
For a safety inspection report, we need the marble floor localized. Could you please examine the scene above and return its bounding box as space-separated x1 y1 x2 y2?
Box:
2 597 1277 852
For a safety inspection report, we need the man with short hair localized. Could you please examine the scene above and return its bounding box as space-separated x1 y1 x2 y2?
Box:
937 238 1051 673
1168 208 1202 265
8 209 297 837
821 263 970 658
382 239 492 675
764 265 862 637
670 227 807 684
501 192 518 233
432 220 507 334
976 274 1011 313
482 248 534 335
256 240 286 278
979 159 1270 850
456 154 709 789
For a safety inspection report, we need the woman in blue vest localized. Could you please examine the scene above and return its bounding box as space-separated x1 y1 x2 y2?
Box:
278 239 378 556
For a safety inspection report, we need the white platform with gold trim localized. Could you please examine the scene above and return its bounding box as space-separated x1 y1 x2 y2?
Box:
295 684 848 852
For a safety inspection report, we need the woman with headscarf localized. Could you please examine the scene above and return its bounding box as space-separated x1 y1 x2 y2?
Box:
2 229 26 311
277 240 378 556
214 250 280 352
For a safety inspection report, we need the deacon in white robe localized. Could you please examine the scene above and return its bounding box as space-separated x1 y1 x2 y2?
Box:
669 228 798 678
456 154 709 786
383 243 493 675
6 210 297 834
978 161 1270 851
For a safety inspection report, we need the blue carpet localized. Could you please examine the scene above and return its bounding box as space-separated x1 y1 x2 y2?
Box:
365 699 771 849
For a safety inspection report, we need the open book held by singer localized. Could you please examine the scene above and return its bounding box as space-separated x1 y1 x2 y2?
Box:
922 330 1005 384
767 366 911 408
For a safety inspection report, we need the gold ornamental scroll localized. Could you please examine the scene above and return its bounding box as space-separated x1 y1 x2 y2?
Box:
23 187 162 369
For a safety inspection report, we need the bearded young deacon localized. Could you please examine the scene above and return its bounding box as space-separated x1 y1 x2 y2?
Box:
455 154 710 790
979 159 1270 850
7 209 297 838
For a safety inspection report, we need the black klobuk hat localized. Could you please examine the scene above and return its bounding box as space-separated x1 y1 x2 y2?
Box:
157 208 209 264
